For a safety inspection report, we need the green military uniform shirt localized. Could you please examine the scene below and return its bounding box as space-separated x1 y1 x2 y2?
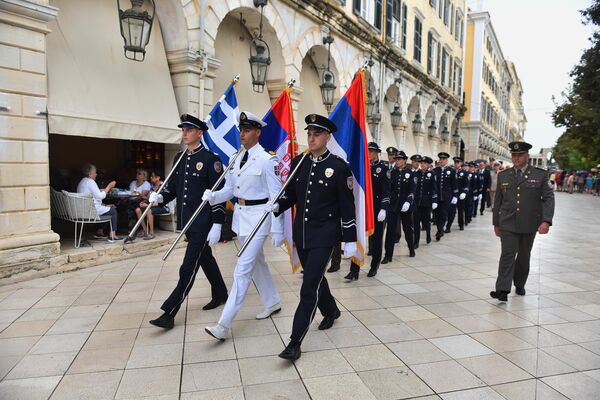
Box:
493 165 554 233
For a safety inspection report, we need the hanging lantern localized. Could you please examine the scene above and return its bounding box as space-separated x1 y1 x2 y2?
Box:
427 120 437 137
390 104 403 127
320 33 336 110
366 88 376 118
117 0 155 62
441 125 450 141
248 0 271 93
412 113 423 134
452 127 461 146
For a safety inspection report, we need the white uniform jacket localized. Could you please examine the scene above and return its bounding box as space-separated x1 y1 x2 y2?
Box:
212 143 284 237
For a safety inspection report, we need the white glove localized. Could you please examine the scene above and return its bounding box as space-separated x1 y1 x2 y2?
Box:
473 196 478 201
271 232 285 247
400 202 410 212
451 197 458 205
342 242 358 259
478 194 483 200
207 224 222 246
377 209 386 222
432 202 438 210
459 193 466 200
148 192 163 203
265 202 279 213
202 189 216 204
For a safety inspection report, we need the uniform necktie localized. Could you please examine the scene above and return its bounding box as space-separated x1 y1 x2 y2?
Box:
240 151 249 168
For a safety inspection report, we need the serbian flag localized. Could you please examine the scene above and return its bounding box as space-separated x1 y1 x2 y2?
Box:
260 86 301 272
328 70 374 267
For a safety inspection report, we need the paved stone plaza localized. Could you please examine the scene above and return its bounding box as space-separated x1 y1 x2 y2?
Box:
0 192 599 400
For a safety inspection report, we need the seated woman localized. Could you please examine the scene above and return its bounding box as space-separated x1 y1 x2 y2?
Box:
76 164 121 242
129 168 152 195
134 170 169 240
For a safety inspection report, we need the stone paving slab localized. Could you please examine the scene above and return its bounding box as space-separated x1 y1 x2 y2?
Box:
0 192 599 399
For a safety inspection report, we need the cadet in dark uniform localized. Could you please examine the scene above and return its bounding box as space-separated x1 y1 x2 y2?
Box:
383 151 416 262
413 156 437 247
472 160 484 219
345 142 390 279
446 157 469 232
148 114 228 329
479 160 492 215
386 146 398 170
490 141 554 302
465 162 478 225
433 152 458 241
271 114 357 360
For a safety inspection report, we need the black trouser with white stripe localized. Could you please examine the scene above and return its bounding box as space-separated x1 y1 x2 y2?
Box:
290 246 339 344
161 231 228 317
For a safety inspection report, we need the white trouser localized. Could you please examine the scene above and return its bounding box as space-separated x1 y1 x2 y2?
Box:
218 234 280 328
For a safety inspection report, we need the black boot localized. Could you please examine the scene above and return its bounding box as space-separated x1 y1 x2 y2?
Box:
203 296 228 310
149 313 174 329
279 340 301 360
327 264 340 273
344 270 359 280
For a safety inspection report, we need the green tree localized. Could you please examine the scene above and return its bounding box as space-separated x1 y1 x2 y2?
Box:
552 0 600 169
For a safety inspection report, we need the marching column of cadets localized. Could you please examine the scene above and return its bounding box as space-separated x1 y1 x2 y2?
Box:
148 112 553 362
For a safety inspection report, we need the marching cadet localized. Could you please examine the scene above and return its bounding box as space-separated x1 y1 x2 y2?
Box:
268 114 357 360
413 156 437 247
491 141 554 301
471 162 482 220
478 160 492 215
445 157 469 232
148 114 228 330
383 151 416 262
433 152 458 241
202 111 284 340
345 142 390 279
386 146 399 170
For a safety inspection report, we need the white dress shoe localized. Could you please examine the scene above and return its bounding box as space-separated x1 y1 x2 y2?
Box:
205 324 230 340
256 303 282 320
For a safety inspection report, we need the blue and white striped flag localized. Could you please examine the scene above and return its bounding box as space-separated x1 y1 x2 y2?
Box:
202 82 240 165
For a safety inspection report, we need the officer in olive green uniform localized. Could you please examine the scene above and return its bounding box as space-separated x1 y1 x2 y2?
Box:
490 141 554 302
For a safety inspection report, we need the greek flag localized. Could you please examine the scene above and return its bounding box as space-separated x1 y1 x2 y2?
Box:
202 82 240 165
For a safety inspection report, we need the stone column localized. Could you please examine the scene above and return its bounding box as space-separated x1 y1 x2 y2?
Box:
0 1 60 276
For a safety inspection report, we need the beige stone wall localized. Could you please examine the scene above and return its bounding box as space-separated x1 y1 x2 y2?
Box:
0 1 60 271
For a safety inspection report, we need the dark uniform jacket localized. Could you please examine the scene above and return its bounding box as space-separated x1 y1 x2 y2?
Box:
493 165 555 233
276 150 357 249
414 169 438 207
456 168 470 197
370 160 390 215
162 144 226 232
389 167 417 212
470 171 481 197
480 168 492 191
433 165 458 202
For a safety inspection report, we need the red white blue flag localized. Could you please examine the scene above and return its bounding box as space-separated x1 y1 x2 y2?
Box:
328 70 374 266
260 87 301 272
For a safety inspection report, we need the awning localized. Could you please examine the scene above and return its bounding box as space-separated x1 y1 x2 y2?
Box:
46 0 180 144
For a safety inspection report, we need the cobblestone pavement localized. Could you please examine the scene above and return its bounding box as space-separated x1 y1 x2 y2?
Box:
1 192 599 399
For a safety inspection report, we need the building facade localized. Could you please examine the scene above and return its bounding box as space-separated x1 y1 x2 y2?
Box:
0 0 468 275
461 7 526 163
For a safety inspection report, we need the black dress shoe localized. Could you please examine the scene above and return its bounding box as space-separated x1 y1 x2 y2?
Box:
444 228 451 233
435 232 442 241
344 271 359 280
490 291 509 302
279 341 301 360
318 309 341 330
480 211 484 216
149 313 174 329
409 250 416 257
366 268 377 277
381 256 391 264
414 242 419 249
459 226 464 231
202 297 228 310
426 235 431 244
327 264 340 273
515 287 526 296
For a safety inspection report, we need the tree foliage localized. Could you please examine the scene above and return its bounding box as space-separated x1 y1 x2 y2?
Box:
552 0 600 169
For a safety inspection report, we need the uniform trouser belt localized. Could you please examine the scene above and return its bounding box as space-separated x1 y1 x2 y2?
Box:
238 198 268 206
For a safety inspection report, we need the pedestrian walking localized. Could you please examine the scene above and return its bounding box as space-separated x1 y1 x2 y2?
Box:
490 141 554 302
433 152 458 241
203 111 284 340
413 156 437 247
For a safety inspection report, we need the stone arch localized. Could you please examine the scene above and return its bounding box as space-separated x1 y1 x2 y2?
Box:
155 0 190 52
295 27 342 88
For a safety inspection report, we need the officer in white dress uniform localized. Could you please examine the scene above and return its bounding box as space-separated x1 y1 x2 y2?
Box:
203 111 285 340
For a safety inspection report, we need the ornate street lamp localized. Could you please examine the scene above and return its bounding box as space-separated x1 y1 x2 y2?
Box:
320 32 336 111
412 113 423 134
390 104 403 128
441 125 450 141
366 88 376 118
117 0 155 61
427 120 437 138
452 127 461 148
249 0 271 93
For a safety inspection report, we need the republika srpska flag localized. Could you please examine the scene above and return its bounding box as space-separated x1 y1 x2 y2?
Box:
260 86 301 272
327 70 374 266
202 81 240 166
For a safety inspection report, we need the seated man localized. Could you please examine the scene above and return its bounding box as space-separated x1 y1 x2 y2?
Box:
76 163 121 242
134 170 169 240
